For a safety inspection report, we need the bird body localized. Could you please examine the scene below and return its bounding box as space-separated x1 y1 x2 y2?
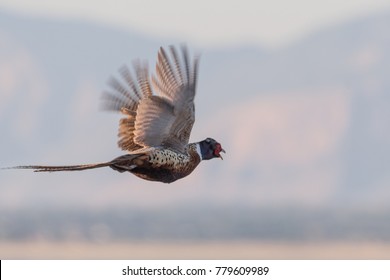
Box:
5 45 225 183
111 143 203 183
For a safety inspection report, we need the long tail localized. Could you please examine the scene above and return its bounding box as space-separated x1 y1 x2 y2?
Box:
3 154 140 173
3 162 111 172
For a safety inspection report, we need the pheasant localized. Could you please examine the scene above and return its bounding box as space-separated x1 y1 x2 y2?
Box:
6 45 225 183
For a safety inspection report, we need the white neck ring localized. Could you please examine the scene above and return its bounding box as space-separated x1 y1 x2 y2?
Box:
196 143 203 160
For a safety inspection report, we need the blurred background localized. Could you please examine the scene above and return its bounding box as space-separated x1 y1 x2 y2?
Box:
1 0 390 259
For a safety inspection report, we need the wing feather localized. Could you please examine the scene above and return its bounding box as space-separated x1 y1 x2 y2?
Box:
119 65 142 100
134 60 153 98
169 46 183 85
181 45 190 85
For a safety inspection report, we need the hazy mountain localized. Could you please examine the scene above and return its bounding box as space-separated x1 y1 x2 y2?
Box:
1 9 390 219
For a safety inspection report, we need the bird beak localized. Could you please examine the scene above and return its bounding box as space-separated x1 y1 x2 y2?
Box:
219 148 226 160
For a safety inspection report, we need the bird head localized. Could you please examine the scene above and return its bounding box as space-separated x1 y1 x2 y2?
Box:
199 138 226 160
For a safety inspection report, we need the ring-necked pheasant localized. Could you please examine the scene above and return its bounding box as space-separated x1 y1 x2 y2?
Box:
6 45 225 183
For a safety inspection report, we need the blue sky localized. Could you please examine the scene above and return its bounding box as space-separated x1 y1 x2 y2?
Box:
1 0 390 48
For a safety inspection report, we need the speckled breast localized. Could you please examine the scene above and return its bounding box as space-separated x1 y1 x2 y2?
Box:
130 147 201 183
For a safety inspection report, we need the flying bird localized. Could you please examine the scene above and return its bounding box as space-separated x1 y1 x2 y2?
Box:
6 45 225 183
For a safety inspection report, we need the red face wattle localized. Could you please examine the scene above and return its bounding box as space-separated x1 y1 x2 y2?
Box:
214 143 226 159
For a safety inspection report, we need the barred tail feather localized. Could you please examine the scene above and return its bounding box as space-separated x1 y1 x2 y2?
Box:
5 162 111 172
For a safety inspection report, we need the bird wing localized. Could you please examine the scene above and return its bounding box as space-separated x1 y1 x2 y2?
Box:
102 45 199 153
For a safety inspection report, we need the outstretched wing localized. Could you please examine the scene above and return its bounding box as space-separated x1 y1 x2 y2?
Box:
103 45 199 153
102 60 153 152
